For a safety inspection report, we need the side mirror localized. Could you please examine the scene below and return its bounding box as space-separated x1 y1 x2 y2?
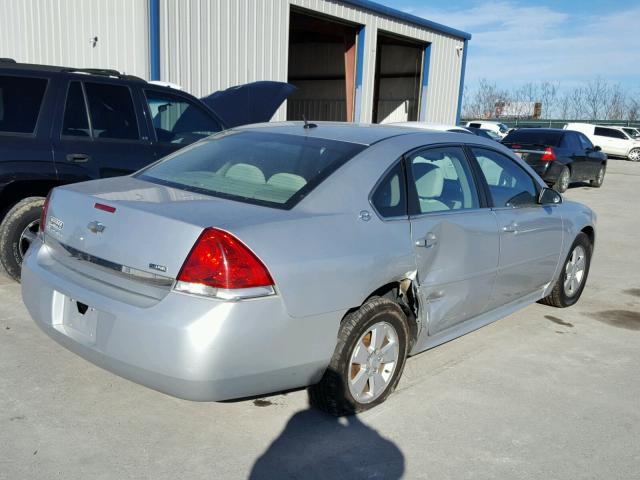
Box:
593 145 602 152
538 187 562 205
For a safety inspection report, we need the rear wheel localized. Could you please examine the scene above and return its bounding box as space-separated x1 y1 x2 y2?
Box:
540 232 592 308
553 167 570 193
0 197 45 282
628 148 640 162
309 297 409 416
590 164 605 188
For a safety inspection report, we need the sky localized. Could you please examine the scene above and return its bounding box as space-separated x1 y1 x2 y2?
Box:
380 0 640 94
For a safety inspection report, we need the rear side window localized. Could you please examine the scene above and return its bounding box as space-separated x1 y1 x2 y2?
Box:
145 90 222 145
371 162 406 218
594 127 626 139
62 82 90 137
138 131 366 209
0 75 47 134
503 130 563 147
408 146 479 214
84 82 139 140
472 148 537 208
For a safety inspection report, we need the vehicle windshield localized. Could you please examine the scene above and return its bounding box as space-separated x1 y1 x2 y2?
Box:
502 130 563 147
137 131 366 209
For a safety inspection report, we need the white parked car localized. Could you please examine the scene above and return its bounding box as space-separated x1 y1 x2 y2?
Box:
565 123 640 162
390 122 472 134
464 120 509 138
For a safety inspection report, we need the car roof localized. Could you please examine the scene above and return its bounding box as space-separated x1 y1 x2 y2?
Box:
234 121 446 146
509 128 565 133
0 59 146 83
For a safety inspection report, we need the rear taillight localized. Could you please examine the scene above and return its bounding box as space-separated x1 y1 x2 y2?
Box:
175 228 275 300
39 191 52 233
541 147 556 162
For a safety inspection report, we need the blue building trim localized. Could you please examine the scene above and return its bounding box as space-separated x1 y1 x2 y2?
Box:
419 44 432 121
149 0 160 80
456 39 468 125
353 26 366 122
340 0 471 40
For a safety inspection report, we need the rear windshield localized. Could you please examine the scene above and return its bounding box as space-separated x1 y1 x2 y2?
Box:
137 131 366 209
0 75 48 134
503 130 563 147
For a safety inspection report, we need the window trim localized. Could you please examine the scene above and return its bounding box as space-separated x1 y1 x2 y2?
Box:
403 143 485 218
142 88 225 145
368 158 409 221
0 73 50 138
466 144 545 210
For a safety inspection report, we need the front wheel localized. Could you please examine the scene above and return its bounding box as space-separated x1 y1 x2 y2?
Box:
628 148 640 162
0 197 45 282
590 164 606 188
309 297 410 416
553 167 570 193
540 232 592 308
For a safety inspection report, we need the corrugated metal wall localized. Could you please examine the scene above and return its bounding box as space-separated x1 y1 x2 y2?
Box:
160 0 465 124
0 0 149 79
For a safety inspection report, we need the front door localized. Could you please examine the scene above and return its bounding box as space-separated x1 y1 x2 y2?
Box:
407 146 499 338
470 147 563 306
51 79 157 183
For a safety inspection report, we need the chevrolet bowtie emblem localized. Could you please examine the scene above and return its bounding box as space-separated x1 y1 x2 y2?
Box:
87 221 106 234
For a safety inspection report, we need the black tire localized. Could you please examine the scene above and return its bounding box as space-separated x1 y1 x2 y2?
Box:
553 167 570 193
590 164 606 188
0 197 45 282
309 297 410 416
540 232 592 308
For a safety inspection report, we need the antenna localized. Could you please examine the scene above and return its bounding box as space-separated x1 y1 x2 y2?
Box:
302 114 317 129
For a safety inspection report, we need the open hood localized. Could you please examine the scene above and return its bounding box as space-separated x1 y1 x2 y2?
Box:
200 81 297 128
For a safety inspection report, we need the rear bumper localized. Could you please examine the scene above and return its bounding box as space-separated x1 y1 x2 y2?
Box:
528 161 564 184
21 240 339 401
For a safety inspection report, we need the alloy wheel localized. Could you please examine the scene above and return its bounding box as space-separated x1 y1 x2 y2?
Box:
18 220 39 260
563 245 586 297
629 149 640 162
348 321 400 404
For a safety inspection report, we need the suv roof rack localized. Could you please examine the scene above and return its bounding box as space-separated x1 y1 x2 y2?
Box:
61 67 145 82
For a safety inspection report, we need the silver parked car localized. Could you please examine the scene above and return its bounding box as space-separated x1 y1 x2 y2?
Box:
22 123 596 415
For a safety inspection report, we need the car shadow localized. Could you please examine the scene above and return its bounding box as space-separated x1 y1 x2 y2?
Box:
249 402 405 479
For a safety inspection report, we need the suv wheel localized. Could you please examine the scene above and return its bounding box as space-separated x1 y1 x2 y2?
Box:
628 148 640 162
309 297 410 416
0 197 45 281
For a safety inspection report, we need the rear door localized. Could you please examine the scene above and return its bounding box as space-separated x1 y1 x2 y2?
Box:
407 145 499 337
52 79 157 183
142 88 224 160
470 147 563 306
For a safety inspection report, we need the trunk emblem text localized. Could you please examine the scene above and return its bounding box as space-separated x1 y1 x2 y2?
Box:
149 263 167 273
49 216 64 231
87 221 106 234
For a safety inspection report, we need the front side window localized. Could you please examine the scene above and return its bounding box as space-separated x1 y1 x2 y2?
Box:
84 82 139 140
62 82 90 137
145 90 222 145
371 162 406 218
408 146 479 214
577 133 593 150
138 131 365 209
472 148 538 208
0 75 47 134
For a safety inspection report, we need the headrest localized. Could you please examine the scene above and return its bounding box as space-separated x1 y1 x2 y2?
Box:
413 162 444 198
224 163 266 184
267 173 307 191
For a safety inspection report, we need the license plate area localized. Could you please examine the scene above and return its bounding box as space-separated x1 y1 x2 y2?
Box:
52 292 99 345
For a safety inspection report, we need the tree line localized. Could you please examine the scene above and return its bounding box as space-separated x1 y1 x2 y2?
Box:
463 77 640 121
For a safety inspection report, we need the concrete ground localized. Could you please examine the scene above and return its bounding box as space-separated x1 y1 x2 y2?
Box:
1 160 639 480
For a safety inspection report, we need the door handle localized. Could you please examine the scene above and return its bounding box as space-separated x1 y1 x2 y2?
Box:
502 222 519 233
66 153 90 163
415 232 438 248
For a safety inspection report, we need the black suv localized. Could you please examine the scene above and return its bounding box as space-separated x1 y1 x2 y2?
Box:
502 128 607 193
0 61 227 281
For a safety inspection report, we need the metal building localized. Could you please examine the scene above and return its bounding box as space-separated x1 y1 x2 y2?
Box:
0 0 471 124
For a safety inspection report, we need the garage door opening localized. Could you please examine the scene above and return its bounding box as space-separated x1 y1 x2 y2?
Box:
287 10 359 122
373 33 426 124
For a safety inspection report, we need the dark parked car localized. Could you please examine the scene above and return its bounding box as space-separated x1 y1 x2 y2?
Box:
501 128 607 193
0 60 292 281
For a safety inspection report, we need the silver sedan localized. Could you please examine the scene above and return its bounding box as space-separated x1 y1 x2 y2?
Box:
21 123 596 415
